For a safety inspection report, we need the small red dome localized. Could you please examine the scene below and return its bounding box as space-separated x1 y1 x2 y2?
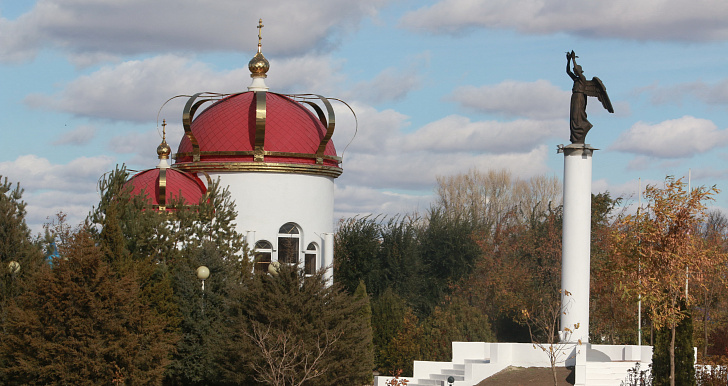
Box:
174 92 341 175
124 168 207 210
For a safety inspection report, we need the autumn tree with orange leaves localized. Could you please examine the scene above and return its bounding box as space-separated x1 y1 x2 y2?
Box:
610 177 725 386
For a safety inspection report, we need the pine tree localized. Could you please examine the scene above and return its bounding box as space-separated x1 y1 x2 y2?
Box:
0 230 175 385
353 280 375 383
165 242 252 385
224 266 373 386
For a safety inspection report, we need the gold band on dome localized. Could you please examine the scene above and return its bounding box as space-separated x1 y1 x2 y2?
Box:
174 161 343 178
254 91 266 161
158 168 167 210
173 150 341 163
297 94 335 165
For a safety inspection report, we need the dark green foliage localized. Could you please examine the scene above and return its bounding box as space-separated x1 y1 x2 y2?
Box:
334 215 382 295
334 212 478 317
88 165 248 383
0 231 175 385
652 306 695 386
378 308 422 377
224 266 373 386
334 215 420 299
0 177 45 377
0 176 44 313
417 208 480 316
420 295 496 362
371 288 409 370
165 242 251 385
353 280 375 383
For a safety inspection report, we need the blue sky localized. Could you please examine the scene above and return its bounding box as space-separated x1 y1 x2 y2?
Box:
3 0 728 233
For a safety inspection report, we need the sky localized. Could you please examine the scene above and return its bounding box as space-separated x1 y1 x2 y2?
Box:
3 0 728 234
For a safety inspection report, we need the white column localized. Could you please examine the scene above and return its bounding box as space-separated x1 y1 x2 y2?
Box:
246 231 256 259
560 144 595 344
323 232 335 284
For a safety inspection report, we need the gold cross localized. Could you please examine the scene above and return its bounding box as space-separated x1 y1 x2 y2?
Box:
257 19 264 50
161 119 167 140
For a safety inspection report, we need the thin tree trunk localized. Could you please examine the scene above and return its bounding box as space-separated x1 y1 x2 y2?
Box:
670 324 676 386
703 293 709 360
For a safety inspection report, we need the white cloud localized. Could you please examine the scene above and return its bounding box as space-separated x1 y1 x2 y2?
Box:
611 116 728 158
348 65 423 104
339 145 552 190
450 80 570 120
0 0 390 63
0 154 114 193
0 155 117 234
52 124 96 146
401 115 564 153
25 54 342 122
334 184 431 219
400 0 728 41
644 79 728 106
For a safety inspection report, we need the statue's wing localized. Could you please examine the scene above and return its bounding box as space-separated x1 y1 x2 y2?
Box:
587 77 614 113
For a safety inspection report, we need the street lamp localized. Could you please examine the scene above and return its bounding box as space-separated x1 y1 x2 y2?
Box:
8 261 20 275
196 266 210 316
196 266 210 291
268 261 280 276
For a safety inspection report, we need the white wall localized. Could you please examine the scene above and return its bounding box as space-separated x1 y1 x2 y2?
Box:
212 171 335 277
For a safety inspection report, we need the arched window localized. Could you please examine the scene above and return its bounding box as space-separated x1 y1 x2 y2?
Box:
254 240 272 273
305 242 318 276
278 223 300 265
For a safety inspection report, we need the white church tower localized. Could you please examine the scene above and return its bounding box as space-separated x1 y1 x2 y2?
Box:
172 20 344 281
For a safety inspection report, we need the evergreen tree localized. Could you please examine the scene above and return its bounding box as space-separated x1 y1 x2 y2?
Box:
652 303 695 386
165 242 251 385
0 177 44 329
420 295 495 362
224 266 372 386
416 208 480 317
353 280 375 384
371 288 409 371
0 230 175 385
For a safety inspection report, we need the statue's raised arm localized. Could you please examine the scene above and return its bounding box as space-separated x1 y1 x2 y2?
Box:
566 51 614 144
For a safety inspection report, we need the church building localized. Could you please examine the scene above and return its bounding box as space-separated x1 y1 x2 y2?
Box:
124 21 346 281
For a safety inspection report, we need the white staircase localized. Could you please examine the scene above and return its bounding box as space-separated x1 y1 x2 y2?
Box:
374 342 652 386
586 361 639 386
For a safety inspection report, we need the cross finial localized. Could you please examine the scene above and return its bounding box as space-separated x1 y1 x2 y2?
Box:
257 19 264 53
161 119 167 141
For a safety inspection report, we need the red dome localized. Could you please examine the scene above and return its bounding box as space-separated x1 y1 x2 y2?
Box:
174 92 341 177
124 168 207 210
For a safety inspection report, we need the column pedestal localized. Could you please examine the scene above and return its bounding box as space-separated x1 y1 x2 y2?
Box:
559 143 595 344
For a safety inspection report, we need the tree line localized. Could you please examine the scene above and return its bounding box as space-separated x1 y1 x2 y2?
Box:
0 168 373 386
335 170 728 386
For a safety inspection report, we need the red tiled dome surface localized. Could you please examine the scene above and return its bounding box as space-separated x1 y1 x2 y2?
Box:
175 92 338 167
124 168 207 209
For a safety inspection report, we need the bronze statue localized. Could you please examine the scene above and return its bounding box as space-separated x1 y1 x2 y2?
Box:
566 51 614 144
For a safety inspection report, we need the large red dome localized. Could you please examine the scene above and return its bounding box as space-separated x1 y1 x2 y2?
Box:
124 168 207 210
173 92 341 177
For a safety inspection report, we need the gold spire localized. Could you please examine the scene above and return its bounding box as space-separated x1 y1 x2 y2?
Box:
157 119 171 160
248 18 270 78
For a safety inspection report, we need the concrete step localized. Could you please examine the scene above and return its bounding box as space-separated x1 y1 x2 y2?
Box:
441 368 465 376
586 362 639 385
431 373 465 381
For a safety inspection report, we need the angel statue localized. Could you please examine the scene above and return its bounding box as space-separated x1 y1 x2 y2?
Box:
566 50 614 144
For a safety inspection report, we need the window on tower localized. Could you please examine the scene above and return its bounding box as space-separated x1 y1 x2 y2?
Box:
305 242 317 276
254 240 272 274
278 222 300 265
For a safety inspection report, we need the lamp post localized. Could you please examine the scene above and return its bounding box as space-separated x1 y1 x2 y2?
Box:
196 266 210 315
196 266 210 290
8 261 20 275
267 261 280 276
